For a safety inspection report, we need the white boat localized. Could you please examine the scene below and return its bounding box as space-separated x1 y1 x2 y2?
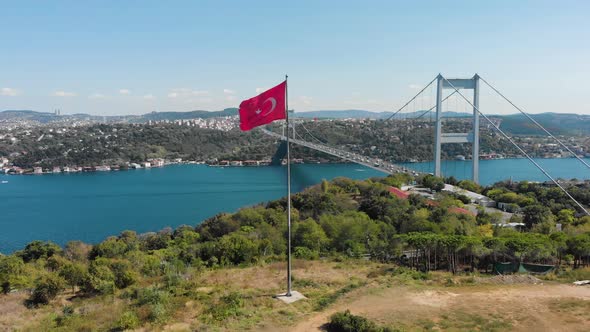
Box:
1 180 7 184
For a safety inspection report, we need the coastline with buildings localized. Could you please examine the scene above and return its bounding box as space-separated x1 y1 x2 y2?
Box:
2 154 590 176
0 157 308 175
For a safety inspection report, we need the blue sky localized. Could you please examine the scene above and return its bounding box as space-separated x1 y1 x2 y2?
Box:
1 0 589 115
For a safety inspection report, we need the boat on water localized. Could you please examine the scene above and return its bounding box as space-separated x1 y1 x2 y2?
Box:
1 180 8 184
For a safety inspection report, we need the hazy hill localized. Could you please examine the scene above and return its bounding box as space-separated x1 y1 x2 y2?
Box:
498 113 590 135
3 108 590 135
0 110 60 123
0 108 239 124
293 110 471 119
136 108 238 122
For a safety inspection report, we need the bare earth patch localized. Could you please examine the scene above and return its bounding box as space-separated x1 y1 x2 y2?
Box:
288 283 590 332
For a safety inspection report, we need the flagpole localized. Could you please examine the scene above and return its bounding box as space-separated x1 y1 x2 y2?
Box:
285 74 292 297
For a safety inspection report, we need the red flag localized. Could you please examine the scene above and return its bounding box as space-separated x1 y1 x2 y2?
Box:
239 81 286 131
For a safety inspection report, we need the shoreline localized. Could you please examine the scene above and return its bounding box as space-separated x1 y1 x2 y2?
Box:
2 156 590 176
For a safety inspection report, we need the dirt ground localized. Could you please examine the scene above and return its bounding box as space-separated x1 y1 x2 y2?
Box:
0 292 39 331
287 283 590 332
2 261 590 332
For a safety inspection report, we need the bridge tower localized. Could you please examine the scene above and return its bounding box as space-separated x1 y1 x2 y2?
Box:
434 74 480 183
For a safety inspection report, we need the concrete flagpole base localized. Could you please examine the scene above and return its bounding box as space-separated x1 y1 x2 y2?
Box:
275 290 306 304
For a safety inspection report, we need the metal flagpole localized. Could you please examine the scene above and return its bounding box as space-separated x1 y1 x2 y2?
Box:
285 74 292 297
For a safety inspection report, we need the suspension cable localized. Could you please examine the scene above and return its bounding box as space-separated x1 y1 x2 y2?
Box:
479 76 590 171
442 76 590 216
415 90 458 120
385 76 438 121
298 122 325 144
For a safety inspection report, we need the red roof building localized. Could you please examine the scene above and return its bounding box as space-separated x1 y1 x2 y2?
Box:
388 187 410 199
388 187 475 217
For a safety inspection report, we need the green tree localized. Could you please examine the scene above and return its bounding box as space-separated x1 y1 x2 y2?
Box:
64 241 92 261
293 218 328 253
0 255 26 293
422 174 445 192
522 204 554 229
567 233 590 268
109 260 138 289
557 209 575 225
59 262 88 292
18 240 62 262
457 180 481 193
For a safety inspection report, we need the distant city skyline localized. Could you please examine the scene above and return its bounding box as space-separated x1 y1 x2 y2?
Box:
1 1 589 115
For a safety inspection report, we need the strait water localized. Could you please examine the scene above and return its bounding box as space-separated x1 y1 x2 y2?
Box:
1 159 590 253
0 164 382 253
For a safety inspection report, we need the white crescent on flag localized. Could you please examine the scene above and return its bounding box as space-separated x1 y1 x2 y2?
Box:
261 97 277 116
255 97 277 116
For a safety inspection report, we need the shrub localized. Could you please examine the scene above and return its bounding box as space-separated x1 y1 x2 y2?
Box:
148 303 169 323
110 260 138 289
294 246 319 260
455 194 471 204
315 282 366 311
391 267 430 281
560 267 590 282
27 274 65 307
135 286 170 306
114 311 140 330
327 310 394 332
206 292 244 321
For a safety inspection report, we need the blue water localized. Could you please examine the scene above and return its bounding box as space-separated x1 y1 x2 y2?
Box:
1 159 590 254
0 164 382 253
401 158 590 184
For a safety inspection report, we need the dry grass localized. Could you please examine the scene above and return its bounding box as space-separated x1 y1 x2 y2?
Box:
3 260 590 332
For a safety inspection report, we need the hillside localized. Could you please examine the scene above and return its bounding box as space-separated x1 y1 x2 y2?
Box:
499 113 590 136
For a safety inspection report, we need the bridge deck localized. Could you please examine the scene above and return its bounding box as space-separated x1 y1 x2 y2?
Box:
260 128 423 176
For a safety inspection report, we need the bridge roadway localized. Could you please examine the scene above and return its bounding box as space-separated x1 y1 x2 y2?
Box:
259 128 423 175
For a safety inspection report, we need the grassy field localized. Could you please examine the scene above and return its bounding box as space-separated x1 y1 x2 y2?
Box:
1 259 590 331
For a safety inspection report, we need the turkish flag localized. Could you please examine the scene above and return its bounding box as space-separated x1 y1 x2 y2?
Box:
239 81 286 131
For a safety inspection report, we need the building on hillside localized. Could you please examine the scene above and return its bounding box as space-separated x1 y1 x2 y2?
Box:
389 186 476 217
388 187 410 199
33 167 43 174
150 159 165 167
442 184 496 207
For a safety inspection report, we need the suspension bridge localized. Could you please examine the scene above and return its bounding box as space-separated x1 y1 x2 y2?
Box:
260 73 590 215
260 127 417 175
